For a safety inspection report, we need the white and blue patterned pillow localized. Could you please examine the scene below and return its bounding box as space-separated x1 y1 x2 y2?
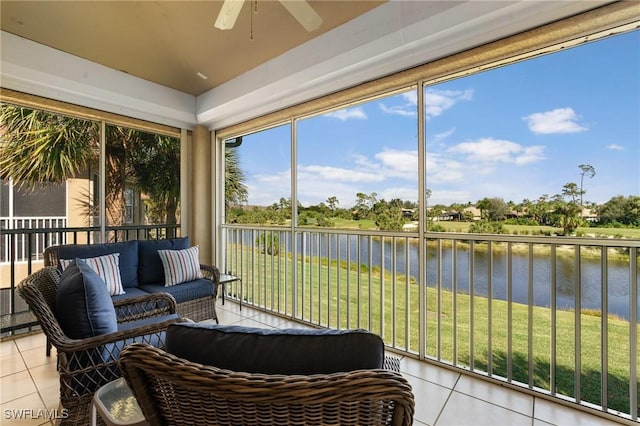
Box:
59 253 125 296
157 245 203 286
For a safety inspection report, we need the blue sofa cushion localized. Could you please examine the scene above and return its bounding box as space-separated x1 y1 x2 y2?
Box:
139 278 215 304
165 323 385 375
138 237 190 285
56 240 139 289
56 259 118 339
110 287 150 302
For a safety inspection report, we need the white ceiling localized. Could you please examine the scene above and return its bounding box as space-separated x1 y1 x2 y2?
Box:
0 1 613 130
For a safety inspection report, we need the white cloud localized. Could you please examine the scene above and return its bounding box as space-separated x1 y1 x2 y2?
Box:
352 153 380 170
433 128 455 142
324 107 367 121
378 92 418 117
428 189 474 205
515 146 547 165
606 144 625 150
447 137 546 165
378 89 472 119
425 153 466 183
402 91 417 105
298 164 383 183
248 170 291 205
377 186 419 202
523 107 587 134
425 89 473 119
378 103 416 117
374 149 418 179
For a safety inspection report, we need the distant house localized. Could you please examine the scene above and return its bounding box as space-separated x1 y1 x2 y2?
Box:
581 207 598 222
401 208 414 218
464 206 482 221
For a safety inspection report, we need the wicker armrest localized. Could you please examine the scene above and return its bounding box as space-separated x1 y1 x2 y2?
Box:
114 292 178 323
55 316 188 353
199 264 220 284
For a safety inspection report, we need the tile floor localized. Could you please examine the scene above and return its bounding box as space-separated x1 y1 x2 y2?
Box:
0 301 628 425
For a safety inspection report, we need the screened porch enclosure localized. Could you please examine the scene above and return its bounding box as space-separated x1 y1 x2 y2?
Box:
1 2 639 425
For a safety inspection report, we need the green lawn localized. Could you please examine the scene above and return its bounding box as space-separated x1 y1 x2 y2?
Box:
230 244 639 417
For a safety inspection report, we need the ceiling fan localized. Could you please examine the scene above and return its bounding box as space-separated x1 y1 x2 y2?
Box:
215 0 323 32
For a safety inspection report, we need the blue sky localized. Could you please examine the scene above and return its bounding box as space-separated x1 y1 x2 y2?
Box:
237 30 639 208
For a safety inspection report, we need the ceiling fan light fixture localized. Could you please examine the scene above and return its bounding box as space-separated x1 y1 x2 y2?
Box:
214 0 322 32
214 0 245 30
279 0 322 32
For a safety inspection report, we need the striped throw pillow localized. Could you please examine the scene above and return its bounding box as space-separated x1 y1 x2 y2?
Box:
158 245 203 286
59 253 125 296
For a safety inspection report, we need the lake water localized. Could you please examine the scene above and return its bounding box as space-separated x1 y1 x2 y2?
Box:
239 231 639 321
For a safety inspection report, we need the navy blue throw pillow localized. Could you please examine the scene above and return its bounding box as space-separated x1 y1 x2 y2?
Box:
56 259 118 339
166 323 385 375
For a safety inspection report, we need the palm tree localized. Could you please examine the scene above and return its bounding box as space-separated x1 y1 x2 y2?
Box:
3 104 248 227
1 104 181 227
129 131 180 225
0 104 99 187
578 164 595 211
225 146 248 208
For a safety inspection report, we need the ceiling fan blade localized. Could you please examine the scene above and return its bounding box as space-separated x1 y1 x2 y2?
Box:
215 0 245 30
279 0 323 32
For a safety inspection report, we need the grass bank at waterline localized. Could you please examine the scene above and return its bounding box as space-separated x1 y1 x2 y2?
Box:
230 244 638 417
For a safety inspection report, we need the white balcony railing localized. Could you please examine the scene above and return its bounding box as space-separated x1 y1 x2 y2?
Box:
0 217 67 263
222 225 639 423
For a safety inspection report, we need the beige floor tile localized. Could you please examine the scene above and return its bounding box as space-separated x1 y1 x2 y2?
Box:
454 375 534 417
37 384 60 412
0 371 37 404
437 391 532 426
0 392 47 426
0 340 19 357
215 309 252 325
14 334 47 353
20 346 57 370
533 419 555 426
27 364 58 391
400 357 460 389
1 352 27 377
246 312 292 328
233 318 276 329
226 305 263 318
533 398 623 426
275 320 316 329
405 374 451 426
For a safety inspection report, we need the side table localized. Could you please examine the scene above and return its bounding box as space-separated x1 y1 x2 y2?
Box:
92 377 148 426
219 273 242 309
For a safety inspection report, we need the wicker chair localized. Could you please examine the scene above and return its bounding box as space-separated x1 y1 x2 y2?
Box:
17 267 188 425
119 342 415 426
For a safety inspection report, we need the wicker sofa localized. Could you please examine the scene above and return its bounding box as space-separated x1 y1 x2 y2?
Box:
44 237 220 325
